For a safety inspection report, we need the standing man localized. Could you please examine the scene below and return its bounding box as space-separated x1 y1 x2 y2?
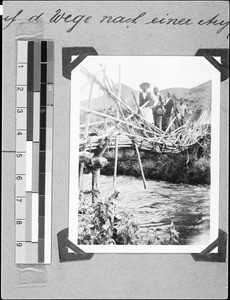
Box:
178 98 187 125
152 86 165 130
164 91 174 132
139 82 153 123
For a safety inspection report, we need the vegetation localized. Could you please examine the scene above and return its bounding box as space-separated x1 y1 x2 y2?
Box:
78 191 180 245
101 148 210 185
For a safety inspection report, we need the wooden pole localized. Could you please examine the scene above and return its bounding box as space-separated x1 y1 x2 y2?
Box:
113 64 121 189
118 64 121 106
92 170 95 203
169 115 193 135
95 169 100 190
84 82 94 136
133 116 149 138
103 68 107 133
132 91 143 116
164 116 177 135
110 79 127 105
113 134 119 189
79 82 94 192
134 143 147 189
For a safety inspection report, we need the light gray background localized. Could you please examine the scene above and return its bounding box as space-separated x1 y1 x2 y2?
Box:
2 1 229 299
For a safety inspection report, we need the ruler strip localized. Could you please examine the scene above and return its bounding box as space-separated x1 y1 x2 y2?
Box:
33 93 40 142
33 41 41 92
25 192 32 241
45 106 53 262
15 40 53 264
16 41 28 264
31 193 39 242
26 141 33 191
38 41 47 263
44 41 54 263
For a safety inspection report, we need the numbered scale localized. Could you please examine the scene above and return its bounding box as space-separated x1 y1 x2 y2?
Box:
15 40 54 264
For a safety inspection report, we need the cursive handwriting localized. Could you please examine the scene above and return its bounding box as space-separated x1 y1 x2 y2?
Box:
49 9 92 33
198 14 229 38
3 10 23 29
145 14 193 26
2 9 229 39
100 12 146 24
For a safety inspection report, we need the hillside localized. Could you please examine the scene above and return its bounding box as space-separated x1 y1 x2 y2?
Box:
160 87 190 99
189 80 212 111
161 80 212 115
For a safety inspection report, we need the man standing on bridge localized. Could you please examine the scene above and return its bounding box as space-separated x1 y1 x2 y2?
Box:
139 82 154 123
152 86 165 130
163 91 175 132
178 98 187 126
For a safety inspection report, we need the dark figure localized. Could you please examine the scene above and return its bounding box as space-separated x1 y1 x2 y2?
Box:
163 92 174 132
178 98 187 126
152 86 165 130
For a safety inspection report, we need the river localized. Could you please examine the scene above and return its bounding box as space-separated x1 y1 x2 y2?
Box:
83 174 210 245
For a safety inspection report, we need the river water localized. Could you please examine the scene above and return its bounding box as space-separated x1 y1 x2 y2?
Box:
83 174 210 245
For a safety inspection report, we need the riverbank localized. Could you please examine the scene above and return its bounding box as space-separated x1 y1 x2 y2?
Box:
101 149 210 185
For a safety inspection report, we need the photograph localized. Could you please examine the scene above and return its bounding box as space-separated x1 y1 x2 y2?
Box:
69 56 220 253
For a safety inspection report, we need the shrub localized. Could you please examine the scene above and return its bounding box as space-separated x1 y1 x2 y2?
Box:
163 154 189 183
78 191 140 245
188 157 210 184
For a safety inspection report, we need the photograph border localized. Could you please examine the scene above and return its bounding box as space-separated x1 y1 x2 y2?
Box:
68 55 220 253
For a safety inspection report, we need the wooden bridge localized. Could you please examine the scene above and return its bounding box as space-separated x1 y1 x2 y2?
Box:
78 65 211 191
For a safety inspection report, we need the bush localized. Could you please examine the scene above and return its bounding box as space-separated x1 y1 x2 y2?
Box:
162 154 189 183
78 191 140 245
188 157 210 184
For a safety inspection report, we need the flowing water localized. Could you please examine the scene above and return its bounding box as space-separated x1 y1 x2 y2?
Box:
83 174 210 245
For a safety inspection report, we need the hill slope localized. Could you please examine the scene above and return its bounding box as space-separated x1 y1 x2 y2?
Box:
161 80 212 114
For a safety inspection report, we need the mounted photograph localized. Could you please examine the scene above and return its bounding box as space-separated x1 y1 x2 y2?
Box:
68 56 220 253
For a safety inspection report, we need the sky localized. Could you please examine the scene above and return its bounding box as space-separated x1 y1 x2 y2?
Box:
72 56 220 101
